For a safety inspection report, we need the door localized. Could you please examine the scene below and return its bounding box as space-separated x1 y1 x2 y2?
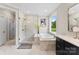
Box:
9 19 15 39
0 16 8 46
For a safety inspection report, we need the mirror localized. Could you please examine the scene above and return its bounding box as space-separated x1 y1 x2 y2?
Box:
68 4 79 32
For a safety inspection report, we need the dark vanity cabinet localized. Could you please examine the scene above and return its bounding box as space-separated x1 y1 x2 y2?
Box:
56 37 79 55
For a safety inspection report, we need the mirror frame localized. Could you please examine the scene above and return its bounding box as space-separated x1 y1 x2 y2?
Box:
68 3 78 32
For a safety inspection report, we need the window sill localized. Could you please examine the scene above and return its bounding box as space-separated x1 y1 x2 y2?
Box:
49 31 56 35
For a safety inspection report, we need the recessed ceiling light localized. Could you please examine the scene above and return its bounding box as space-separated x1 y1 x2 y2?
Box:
44 9 48 13
26 10 31 14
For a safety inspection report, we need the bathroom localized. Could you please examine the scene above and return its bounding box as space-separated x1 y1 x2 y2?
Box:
0 3 79 55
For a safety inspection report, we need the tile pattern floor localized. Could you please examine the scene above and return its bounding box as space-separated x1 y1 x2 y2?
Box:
0 39 56 55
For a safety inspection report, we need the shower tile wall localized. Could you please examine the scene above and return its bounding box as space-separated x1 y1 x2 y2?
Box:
8 12 15 39
19 12 37 42
0 16 8 45
0 8 15 40
18 12 49 43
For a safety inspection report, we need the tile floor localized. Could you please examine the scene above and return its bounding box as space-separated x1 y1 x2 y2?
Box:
0 39 56 55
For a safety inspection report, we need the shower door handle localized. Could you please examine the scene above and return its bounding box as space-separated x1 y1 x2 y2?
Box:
3 30 5 34
22 29 24 31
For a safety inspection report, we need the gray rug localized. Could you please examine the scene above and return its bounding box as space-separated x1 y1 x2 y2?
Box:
18 43 32 49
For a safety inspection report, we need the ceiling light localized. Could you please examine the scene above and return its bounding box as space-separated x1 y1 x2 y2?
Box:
44 9 48 13
26 10 31 14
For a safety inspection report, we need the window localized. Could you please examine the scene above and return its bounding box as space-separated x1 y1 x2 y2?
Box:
51 16 56 32
49 11 57 34
49 15 56 34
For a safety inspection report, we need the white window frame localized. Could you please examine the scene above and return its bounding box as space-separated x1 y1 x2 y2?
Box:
48 12 57 35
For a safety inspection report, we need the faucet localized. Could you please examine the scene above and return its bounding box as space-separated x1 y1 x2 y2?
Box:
72 26 79 39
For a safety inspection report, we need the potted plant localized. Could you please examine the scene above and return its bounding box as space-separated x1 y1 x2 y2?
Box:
35 23 40 34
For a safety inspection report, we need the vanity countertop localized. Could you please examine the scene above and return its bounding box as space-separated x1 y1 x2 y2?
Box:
56 34 79 47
